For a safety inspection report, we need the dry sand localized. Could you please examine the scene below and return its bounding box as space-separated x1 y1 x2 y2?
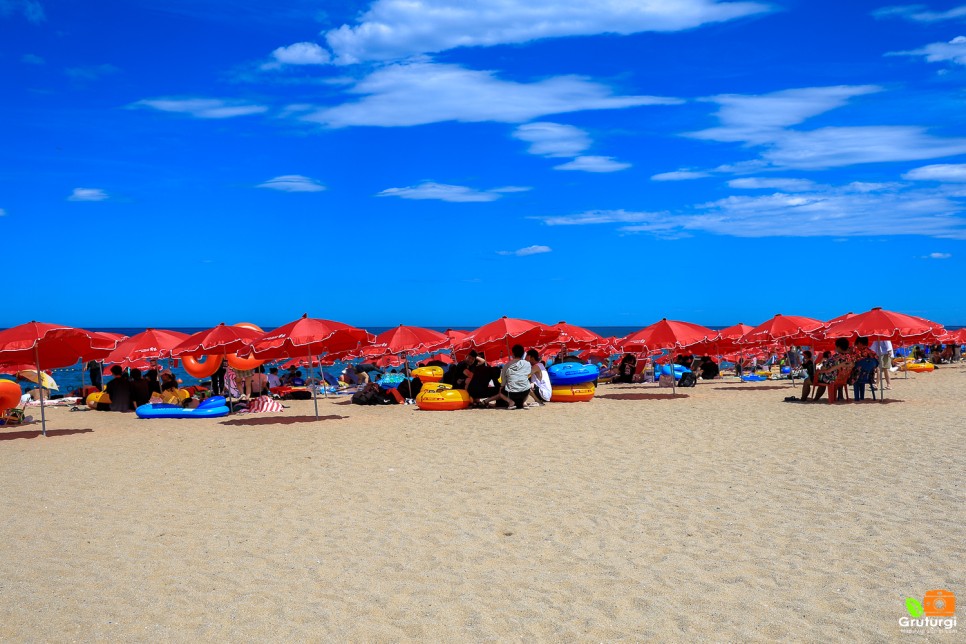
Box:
1 366 964 641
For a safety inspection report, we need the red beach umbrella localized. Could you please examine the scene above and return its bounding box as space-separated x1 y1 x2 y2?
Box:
243 314 374 418
105 329 189 364
741 313 826 345
171 323 263 358
620 318 718 352
821 307 944 343
690 323 754 354
547 321 606 349
940 328 966 344
0 321 118 435
460 316 558 361
425 352 455 365
372 325 450 355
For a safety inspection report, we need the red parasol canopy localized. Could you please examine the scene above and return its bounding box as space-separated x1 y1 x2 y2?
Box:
424 352 455 365
939 328 966 344
372 325 450 355
821 307 945 343
242 314 374 361
740 313 825 345
458 316 558 360
689 323 753 354
172 323 263 358
0 321 118 369
0 321 119 435
620 318 718 352
105 328 189 364
544 321 605 349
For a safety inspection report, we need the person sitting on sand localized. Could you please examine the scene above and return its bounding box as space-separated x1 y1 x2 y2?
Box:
267 367 282 389
291 370 305 387
526 349 552 405
250 366 269 397
615 354 637 384
798 350 816 401
813 338 853 401
481 345 531 409
105 365 133 412
130 368 151 408
698 356 719 380
466 355 500 406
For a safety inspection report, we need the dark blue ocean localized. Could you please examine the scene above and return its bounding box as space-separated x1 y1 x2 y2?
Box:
3 324 961 396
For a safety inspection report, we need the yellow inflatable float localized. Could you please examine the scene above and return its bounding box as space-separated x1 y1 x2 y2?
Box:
550 384 596 402
411 366 444 382
416 384 470 411
903 361 935 373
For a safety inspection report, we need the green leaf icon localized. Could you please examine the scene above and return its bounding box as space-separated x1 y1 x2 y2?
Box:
906 597 925 618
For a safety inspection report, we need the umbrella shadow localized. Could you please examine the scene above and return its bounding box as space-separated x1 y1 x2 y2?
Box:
713 385 789 391
219 414 348 426
0 428 93 441
596 393 690 401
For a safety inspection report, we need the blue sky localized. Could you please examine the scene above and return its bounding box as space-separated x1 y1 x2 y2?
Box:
3 0 966 328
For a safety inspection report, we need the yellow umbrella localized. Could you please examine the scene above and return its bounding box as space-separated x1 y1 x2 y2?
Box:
16 370 59 390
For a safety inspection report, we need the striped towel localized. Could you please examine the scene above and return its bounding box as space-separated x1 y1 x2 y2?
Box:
239 396 284 414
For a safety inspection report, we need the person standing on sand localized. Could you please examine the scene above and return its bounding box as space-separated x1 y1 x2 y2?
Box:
84 360 102 390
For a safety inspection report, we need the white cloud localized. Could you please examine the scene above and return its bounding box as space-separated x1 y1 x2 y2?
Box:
68 188 109 202
21 53 44 65
688 85 882 144
512 122 591 157
685 86 966 169
65 64 119 81
924 252 952 259
651 169 712 181
265 42 331 69
0 0 45 23
536 209 667 226
131 98 268 119
302 61 679 128
553 155 631 172
890 36 966 66
538 183 966 239
376 181 524 202
256 175 326 192
320 0 771 65
873 5 966 23
904 163 966 182
0 207 6 216
497 245 552 256
727 177 816 191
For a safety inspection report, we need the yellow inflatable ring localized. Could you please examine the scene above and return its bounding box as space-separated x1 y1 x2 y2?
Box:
550 384 595 402
412 366 444 382
416 385 470 411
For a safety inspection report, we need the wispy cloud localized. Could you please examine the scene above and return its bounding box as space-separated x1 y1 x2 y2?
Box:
680 85 966 169
65 64 119 81
131 98 268 119
301 61 680 128
923 252 952 259
651 169 712 181
21 53 44 65
68 188 109 202
727 177 817 191
319 0 771 65
257 175 326 192
904 163 966 182
262 42 331 70
536 209 667 226
873 5 966 23
889 36 966 66
0 0 45 23
0 207 6 217
554 155 631 172
497 245 552 256
538 182 966 239
376 181 526 202
512 122 591 157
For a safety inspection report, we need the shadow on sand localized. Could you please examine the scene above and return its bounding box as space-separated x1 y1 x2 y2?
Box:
0 428 94 441
713 385 789 391
219 414 348 426
596 393 690 401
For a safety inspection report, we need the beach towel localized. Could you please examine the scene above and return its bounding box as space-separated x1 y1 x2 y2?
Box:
237 396 284 414
224 369 240 398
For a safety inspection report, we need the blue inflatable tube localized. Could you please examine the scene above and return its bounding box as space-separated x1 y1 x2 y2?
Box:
657 364 691 377
136 395 230 419
548 362 600 385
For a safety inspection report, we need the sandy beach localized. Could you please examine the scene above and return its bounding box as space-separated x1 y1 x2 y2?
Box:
1 366 963 641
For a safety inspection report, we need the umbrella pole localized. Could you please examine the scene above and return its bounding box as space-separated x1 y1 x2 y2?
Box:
34 345 46 437
309 345 319 420
670 350 676 396
224 349 231 414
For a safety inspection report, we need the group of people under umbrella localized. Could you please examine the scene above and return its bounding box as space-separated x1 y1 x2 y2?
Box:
0 308 955 435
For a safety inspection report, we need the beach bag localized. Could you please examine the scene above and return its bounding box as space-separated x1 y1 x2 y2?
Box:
351 385 381 405
677 372 697 387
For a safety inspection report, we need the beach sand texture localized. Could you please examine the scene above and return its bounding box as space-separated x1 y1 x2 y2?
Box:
2 367 964 641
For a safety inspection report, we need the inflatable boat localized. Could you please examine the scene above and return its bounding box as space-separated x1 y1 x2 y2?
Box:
136 396 230 419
